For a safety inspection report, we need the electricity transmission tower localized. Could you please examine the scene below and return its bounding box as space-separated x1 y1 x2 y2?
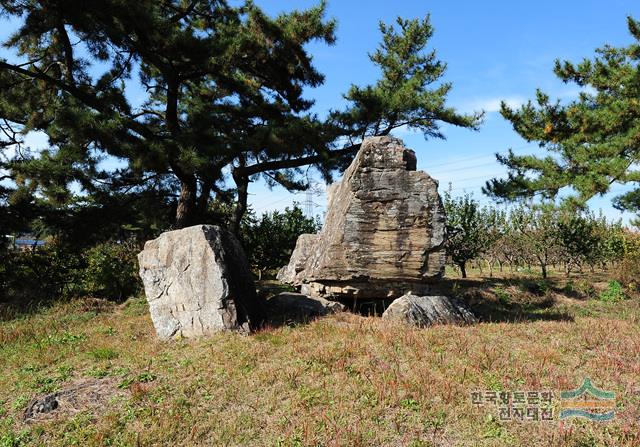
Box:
303 182 324 218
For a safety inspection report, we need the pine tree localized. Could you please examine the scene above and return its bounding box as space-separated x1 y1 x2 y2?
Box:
485 17 640 214
0 3 481 233
0 0 336 230
334 16 482 141
231 15 483 231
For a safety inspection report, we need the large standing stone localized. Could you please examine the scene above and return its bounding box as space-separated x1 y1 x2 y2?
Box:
382 294 477 327
138 225 265 339
280 136 446 300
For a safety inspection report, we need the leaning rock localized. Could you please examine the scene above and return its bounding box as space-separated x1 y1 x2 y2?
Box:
382 294 477 327
266 292 345 323
280 136 446 300
276 234 318 284
138 225 265 339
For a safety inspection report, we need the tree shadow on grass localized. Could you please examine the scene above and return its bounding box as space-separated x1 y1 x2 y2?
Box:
0 298 67 322
434 277 576 324
0 295 123 322
469 298 574 323
257 276 576 327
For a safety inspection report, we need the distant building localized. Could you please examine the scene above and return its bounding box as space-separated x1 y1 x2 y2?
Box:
4 235 47 251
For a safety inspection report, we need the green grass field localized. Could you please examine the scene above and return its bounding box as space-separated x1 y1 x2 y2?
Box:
1 272 639 446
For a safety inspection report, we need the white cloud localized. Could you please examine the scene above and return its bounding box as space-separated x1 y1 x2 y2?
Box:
555 85 597 101
458 96 527 114
458 86 597 115
390 124 419 137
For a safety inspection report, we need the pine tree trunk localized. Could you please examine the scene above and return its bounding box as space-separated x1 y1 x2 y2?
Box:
196 178 214 217
175 177 198 229
230 172 248 236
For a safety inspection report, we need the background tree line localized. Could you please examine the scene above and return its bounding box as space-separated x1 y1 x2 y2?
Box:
5 189 640 309
444 191 639 284
0 201 317 306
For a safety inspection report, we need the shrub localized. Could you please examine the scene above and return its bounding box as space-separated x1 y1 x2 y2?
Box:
0 242 83 304
241 205 320 279
519 279 550 296
575 279 596 299
82 240 141 301
0 239 141 313
599 280 627 303
563 280 574 294
494 287 511 305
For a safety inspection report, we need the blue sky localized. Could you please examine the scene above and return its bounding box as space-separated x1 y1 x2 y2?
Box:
2 1 640 222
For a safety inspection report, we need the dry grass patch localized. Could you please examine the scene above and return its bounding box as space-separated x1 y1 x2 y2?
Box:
0 289 639 446
23 377 126 424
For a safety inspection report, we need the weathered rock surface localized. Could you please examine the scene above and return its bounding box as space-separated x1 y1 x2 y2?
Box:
266 292 345 323
138 225 265 339
276 234 318 285
382 294 477 327
280 136 446 300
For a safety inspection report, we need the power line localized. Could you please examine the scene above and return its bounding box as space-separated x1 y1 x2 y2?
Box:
249 144 539 212
252 196 293 212
252 186 328 213
429 160 506 177
423 144 538 170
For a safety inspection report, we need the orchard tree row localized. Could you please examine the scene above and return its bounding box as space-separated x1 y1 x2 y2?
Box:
444 192 636 279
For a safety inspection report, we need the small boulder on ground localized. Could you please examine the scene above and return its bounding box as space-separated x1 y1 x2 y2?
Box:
138 224 265 339
266 292 345 323
382 294 477 327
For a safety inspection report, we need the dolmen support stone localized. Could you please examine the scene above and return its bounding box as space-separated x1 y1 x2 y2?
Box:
278 136 446 301
138 225 265 339
266 292 345 324
382 294 477 327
